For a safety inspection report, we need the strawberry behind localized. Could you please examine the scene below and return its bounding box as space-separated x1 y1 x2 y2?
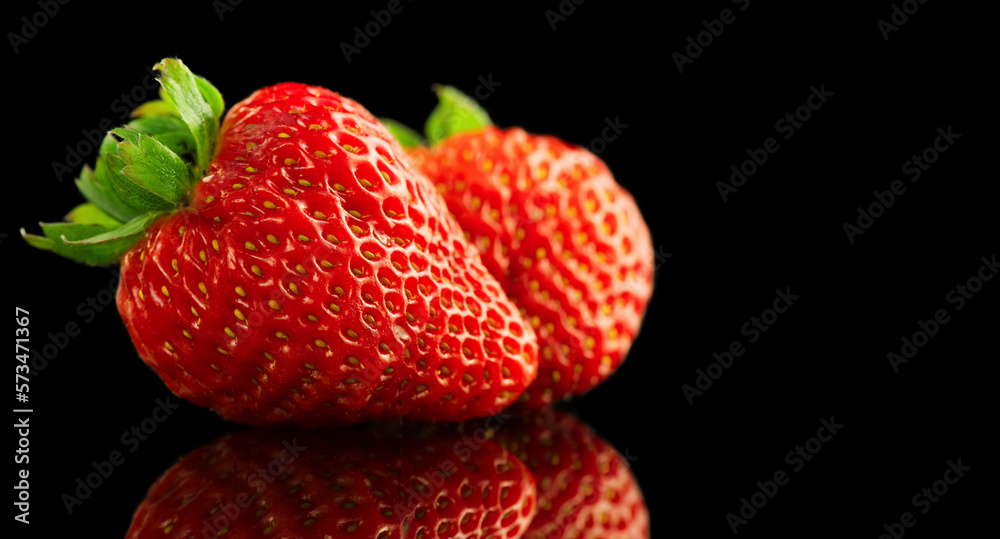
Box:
392 88 655 408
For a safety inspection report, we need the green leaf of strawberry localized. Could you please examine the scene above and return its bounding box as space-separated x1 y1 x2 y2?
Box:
424 84 493 145
77 139 144 223
152 58 222 173
130 88 179 118
379 117 426 149
125 116 197 158
22 58 220 265
65 202 122 227
23 212 165 266
110 127 193 202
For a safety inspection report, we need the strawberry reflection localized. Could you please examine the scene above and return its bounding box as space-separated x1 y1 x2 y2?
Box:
468 409 649 539
372 408 651 539
124 428 536 538
126 409 647 538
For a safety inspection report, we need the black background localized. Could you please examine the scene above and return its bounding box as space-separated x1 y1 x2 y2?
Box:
5 0 994 537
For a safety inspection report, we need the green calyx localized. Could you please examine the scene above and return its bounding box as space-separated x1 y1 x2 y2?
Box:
383 85 493 149
23 58 223 265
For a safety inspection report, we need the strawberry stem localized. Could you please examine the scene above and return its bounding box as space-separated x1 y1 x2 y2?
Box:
22 58 224 266
383 85 494 149
380 118 426 149
154 58 223 174
424 85 493 145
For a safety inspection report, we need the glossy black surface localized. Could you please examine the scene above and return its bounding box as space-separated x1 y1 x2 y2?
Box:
7 1 991 537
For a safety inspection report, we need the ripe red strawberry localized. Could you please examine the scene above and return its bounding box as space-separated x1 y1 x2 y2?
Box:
22 59 537 427
387 88 654 407
125 427 537 538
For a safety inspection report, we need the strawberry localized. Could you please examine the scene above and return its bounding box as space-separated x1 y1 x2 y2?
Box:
125 427 537 538
22 59 538 427
385 88 654 408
